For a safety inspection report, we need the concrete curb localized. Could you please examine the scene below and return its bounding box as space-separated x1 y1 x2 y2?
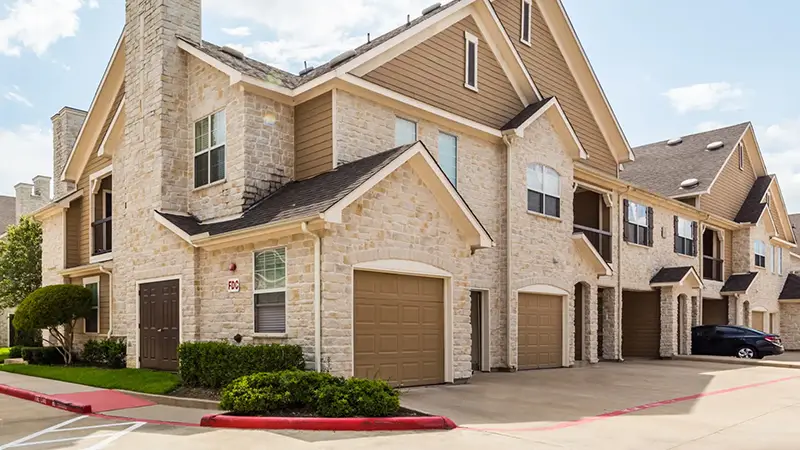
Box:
0 384 92 414
674 355 800 369
119 390 221 410
200 414 458 431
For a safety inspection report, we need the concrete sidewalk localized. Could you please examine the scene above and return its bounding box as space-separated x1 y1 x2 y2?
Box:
0 371 218 425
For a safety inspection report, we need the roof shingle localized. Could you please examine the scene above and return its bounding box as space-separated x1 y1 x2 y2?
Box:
734 176 773 224
650 266 694 285
720 272 758 294
780 273 800 300
501 97 552 131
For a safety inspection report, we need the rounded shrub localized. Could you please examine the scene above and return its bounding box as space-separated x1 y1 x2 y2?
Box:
82 339 127 369
314 378 400 418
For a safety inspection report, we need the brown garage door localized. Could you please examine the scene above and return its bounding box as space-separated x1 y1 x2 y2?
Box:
139 279 180 371
622 291 661 358
702 298 728 325
354 271 444 387
752 311 766 332
518 294 563 369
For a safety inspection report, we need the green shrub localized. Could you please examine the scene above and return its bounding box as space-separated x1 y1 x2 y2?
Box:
82 339 126 369
178 342 305 389
314 378 400 418
219 371 399 418
9 346 22 358
21 347 64 365
13 328 42 347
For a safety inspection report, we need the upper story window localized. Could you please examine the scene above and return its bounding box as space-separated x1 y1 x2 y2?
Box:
777 247 783 274
754 240 766 268
254 248 287 334
83 277 100 334
464 31 479 92
526 164 560 217
624 200 652 246
90 172 113 261
438 132 458 187
738 142 744 170
674 217 696 256
395 117 417 147
194 110 226 188
520 0 532 45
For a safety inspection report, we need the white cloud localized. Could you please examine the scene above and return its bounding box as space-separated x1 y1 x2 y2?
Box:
695 121 724 133
758 118 800 212
0 0 94 56
222 26 251 37
203 0 433 70
88 0 99 8
663 82 744 114
4 88 32 107
0 125 52 196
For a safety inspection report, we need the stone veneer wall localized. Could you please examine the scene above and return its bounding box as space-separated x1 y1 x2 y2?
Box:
779 303 800 349
740 223 787 332
51 108 87 199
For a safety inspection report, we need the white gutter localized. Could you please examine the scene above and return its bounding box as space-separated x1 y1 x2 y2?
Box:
502 135 514 370
301 222 322 372
98 265 113 337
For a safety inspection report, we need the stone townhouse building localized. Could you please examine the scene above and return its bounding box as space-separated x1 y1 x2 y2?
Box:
31 0 797 385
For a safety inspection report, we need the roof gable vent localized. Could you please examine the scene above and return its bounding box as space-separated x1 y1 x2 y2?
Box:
706 141 724 151
329 49 357 68
422 3 442 15
680 178 700 189
220 46 244 59
666 138 683 146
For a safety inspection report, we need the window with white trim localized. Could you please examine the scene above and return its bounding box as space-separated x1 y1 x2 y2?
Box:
438 132 458 187
778 247 783 274
194 110 226 188
675 217 695 256
754 240 766 268
625 201 650 246
84 279 99 334
254 248 287 334
526 164 560 217
520 0 532 45
738 142 744 170
395 117 417 147
768 244 774 272
464 31 479 91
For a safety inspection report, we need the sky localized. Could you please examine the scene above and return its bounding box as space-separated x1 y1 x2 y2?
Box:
0 0 798 211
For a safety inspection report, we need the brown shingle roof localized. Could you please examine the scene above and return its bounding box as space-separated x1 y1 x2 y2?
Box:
789 213 800 237
650 266 694 285
0 195 15 233
501 97 552 131
734 176 773 224
780 273 800 300
622 123 750 198
720 272 758 294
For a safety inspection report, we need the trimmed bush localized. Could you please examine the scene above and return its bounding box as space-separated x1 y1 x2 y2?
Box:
13 328 42 347
82 339 126 369
21 347 64 365
178 342 305 389
219 371 400 417
314 378 400 418
9 346 22 358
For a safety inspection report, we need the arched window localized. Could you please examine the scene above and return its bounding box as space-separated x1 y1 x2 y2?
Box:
527 164 560 217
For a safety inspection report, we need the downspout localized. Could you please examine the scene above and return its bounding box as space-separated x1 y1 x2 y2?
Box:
301 222 322 372
98 265 113 338
617 186 631 360
502 134 514 370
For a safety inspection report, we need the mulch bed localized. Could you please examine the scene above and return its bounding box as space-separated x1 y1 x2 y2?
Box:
168 386 221 401
224 407 428 418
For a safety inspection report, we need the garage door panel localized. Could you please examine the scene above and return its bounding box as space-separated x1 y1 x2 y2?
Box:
622 291 661 358
518 293 563 370
354 271 444 387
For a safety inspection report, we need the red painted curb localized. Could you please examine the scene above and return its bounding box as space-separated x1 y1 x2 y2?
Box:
0 384 92 414
200 414 458 431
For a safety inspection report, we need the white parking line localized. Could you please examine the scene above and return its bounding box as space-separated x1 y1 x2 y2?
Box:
0 415 147 449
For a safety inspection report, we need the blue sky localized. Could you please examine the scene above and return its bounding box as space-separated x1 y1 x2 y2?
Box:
1 0 798 211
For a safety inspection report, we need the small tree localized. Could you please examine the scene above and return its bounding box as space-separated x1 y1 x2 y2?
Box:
13 285 93 365
0 216 43 309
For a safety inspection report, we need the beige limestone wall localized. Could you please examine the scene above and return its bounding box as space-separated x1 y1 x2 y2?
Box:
41 212 65 287
51 107 87 198
742 223 787 332
780 303 800 349
731 228 751 274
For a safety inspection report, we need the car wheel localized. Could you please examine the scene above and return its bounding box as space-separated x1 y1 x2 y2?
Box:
736 346 757 359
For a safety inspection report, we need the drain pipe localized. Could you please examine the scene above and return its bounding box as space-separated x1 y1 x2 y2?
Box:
502 134 515 370
301 222 322 372
98 265 113 338
616 186 631 360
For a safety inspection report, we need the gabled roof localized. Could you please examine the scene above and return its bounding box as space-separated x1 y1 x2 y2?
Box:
650 266 702 288
720 272 758 295
734 176 774 224
790 214 800 237
501 96 587 160
0 195 15 232
156 142 493 249
622 123 750 198
780 273 800 301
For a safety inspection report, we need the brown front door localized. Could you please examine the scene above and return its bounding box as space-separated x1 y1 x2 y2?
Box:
353 271 444 387
470 291 482 372
574 284 584 361
622 291 661 358
702 298 728 325
518 294 563 369
752 311 766 332
139 280 180 371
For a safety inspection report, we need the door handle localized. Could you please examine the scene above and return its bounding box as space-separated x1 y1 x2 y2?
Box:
157 328 163 332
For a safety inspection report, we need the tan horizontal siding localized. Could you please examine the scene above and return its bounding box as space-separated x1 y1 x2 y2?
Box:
66 201 81 269
494 0 617 175
700 148 756 220
295 91 333 180
363 16 524 129
71 274 110 336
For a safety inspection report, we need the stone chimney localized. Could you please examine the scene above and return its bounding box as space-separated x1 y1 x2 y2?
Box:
51 107 87 198
14 178 50 221
33 175 52 201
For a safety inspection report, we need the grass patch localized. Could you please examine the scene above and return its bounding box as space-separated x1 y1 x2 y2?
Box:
0 348 8 361
0 364 181 395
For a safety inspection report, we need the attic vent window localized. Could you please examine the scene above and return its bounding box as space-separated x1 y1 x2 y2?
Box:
680 178 699 189
464 31 479 92
421 2 441 15
666 138 683 146
521 0 532 46
706 141 724 151
220 46 244 59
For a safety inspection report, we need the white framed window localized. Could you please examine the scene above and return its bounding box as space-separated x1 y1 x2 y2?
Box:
464 31 479 91
194 110 226 188
738 142 744 170
395 117 417 147
675 217 695 256
526 164 560 217
778 247 783 274
520 0 532 45
253 248 287 334
754 240 766 268
83 277 100 334
438 132 458 187
625 201 650 246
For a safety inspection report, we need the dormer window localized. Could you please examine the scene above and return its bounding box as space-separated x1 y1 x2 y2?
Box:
195 110 226 188
521 0 532 45
738 142 744 170
464 31 479 92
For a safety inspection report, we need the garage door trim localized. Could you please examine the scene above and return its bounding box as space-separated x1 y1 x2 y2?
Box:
352 260 454 383
516 284 569 368
135 276 182 369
